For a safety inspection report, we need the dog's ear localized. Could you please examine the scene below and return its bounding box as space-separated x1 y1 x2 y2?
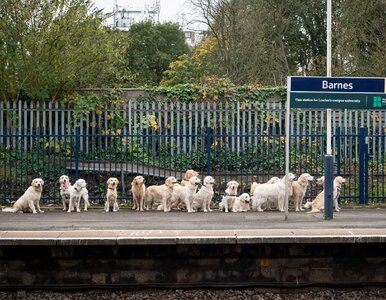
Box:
235 182 239 188
41 179 44 186
227 182 231 187
31 179 36 186
107 178 111 185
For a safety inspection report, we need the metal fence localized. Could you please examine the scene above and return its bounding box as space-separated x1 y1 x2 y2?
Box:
1 126 384 205
2 99 386 160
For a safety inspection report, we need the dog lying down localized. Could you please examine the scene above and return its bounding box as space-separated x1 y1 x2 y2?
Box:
2 178 44 214
232 193 251 212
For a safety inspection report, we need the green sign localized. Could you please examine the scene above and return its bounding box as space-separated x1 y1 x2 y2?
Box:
290 92 386 109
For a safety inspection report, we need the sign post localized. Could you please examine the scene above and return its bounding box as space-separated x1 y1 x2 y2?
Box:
285 76 386 219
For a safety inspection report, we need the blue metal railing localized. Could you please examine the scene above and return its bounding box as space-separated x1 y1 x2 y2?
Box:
0 127 384 205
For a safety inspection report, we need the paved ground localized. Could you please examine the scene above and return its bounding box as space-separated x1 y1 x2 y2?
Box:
0 208 385 231
1 208 385 245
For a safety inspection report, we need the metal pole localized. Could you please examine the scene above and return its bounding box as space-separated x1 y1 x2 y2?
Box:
324 0 334 219
326 0 332 155
284 77 291 220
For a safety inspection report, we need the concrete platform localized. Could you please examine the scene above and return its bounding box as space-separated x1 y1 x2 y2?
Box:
0 209 385 245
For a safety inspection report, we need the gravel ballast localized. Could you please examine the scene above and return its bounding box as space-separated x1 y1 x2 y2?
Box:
1 288 385 300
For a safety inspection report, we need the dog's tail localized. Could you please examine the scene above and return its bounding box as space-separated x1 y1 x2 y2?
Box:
2 207 15 213
303 201 312 209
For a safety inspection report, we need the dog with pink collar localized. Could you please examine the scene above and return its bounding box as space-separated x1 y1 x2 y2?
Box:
59 175 72 211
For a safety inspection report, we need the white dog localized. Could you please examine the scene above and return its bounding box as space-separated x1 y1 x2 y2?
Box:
252 173 296 212
68 178 90 213
59 175 71 211
104 177 119 212
172 176 201 213
192 176 215 212
250 176 280 195
290 173 314 211
305 176 346 213
232 193 251 212
2 178 44 214
131 176 146 211
219 181 239 212
145 176 178 212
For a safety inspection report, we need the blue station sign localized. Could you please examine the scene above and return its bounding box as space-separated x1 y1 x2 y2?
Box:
289 76 386 109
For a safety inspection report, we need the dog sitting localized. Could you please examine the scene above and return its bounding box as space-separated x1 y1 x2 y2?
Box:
68 178 90 213
104 177 119 212
131 176 146 211
2 178 44 214
219 181 239 212
145 176 178 212
192 176 215 212
304 176 346 213
181 169 199 187
232 193 251 212
59 175 71 211
172 176 201 213
290 173 314 211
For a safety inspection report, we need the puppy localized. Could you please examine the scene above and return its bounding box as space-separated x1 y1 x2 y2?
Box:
290 173 314 211
59 175 71 211
104 177 119 212
250 176 280 195
251 173 296 212
2 178 44 214
232 193 251 212
181 169 199 187
131 176 146 211
145 176 178 212
192 176 215 212
219 181 239 212
172 176 201 213
68 178 90 213
305 176 346 213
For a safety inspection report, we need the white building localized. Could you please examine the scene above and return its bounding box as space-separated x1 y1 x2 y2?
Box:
113 0 160 31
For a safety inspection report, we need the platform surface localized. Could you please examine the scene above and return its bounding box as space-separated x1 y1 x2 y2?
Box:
0 208 385 245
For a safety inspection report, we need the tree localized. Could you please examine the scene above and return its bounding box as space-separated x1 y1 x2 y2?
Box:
189 0 386 86
124 21 189 86
161 36 220 86
0 0 124 101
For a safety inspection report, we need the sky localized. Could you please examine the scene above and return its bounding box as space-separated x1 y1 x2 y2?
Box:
93 0 197 25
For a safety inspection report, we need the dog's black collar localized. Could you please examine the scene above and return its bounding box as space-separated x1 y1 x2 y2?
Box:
224 192 238 197
108 187 115 190
74 186 83 192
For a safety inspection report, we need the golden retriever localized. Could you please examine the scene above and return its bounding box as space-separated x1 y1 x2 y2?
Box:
250 176 280 195
68 178 90 213
232 193 251 212
192 176 215 212
305 176 346 213
219 180 239 212
172 176 201 213
2 178 44 214
181 169 199 187
104 177 119 212
131 176 146 211
145 176 178 212
290 173 314 211
251 173 296 212
59 175 71 211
